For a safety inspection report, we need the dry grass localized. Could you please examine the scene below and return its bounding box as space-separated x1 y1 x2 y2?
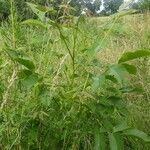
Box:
96 13 150 148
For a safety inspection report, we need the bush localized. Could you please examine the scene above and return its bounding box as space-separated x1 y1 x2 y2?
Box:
0 0 10 21
132 0 150 12
0 2 150 149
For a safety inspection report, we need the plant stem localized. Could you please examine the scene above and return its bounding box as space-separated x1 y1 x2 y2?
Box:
10 0 16 48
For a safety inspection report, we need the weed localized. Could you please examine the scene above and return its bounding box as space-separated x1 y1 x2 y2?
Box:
0 1 150 150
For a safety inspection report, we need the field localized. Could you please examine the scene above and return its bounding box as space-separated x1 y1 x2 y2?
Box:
0 9 150 150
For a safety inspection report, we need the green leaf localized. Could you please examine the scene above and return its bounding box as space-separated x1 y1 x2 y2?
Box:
6 49 35 70
26 2 46 21
86 38 104 58
105 75 118 83
16 58 35 70
113 121 129 133
118 50 150 63
120 86 144 93
92 75 105 91
21 72 39 89
6 49 18 59
48 20 59 28
107 96 122 106
103 119 114 132
35 5 51 12
18 69 33 79
109 133 118 150
109 133 124 150
94 128 107 150
123 129 150 142
106 87 118 93
122 63 137 75
109 64 129 85
21 19 47 29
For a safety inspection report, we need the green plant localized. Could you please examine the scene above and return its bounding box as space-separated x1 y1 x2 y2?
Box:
0 1 150 149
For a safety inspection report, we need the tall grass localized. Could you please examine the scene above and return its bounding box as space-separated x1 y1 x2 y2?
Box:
0 2 150 149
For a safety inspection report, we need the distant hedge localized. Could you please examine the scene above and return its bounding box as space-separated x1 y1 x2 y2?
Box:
0 0 48 21
0 0 10 21
0 0 149 22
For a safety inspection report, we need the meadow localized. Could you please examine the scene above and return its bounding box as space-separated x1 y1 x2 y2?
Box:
0 3 150 149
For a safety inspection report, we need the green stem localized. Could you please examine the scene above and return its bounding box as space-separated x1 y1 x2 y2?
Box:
58 28 75 81
72 26 78 83
10 0 16 48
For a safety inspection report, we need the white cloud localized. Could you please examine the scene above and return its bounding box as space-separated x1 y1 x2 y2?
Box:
100 0 104 11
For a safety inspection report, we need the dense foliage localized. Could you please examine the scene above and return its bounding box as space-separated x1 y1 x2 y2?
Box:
0 0 10 20
1 0 150 22
103 0 124 14
0 1 150 149
1 0 102 21
132 0 150 11
141 0 150 10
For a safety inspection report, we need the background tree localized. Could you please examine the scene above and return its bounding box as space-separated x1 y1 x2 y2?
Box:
103 0 124 14
93 0 102 11
0 0 102 21
69 0 101 16
120 0 150 12
86 0 101 14
141 0 150 11
0 0 10 21
69 0 83 16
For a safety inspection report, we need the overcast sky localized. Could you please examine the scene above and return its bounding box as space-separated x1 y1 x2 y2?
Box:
99 0 139 11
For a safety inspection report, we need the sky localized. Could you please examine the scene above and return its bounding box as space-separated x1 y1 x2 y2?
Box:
100 0 104 11
82 0 139 13
99 0 139 11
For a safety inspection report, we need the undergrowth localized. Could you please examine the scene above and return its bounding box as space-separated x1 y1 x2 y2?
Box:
0 2 150 150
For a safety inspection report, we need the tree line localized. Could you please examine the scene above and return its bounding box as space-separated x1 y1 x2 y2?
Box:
0 0 149 21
